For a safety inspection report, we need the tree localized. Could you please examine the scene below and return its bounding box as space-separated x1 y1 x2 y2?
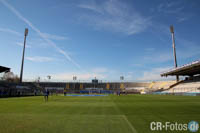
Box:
2 72 20 82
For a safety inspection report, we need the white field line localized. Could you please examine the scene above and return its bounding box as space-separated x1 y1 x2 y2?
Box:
110 97 137 133
121 115 138 133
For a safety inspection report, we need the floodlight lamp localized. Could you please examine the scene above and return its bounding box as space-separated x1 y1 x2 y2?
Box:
170 25 174 33
25 28 28 36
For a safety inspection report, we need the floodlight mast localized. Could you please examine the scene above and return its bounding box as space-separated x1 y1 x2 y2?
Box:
20 28 28 83
170 25 179 82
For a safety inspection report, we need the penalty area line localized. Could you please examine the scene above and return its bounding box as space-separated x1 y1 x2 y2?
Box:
121 115 138 133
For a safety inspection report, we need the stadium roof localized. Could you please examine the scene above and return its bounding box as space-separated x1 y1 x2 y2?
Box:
161 60 200 77
0 66 10 73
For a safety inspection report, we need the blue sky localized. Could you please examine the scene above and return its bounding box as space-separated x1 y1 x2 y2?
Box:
0 0 200 82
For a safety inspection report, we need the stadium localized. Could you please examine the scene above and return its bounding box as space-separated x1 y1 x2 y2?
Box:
1 56 200 133
1 60 200 97
1 0 200 133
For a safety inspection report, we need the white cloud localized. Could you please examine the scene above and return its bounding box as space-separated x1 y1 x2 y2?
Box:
124 72 134 80
157 1 183 14
78 0 151 35
52 72 106 81
156 1 191 23
177 17 188 22
92 67 108 73
136 37 200 66
143 52 173 63
0 0 80 68
165 7 184 14
145 48 155 52
131 64 144 67
138 67 174 81
176 38 200 59
147 24 200 64
78 3 103 14
0 28 21 36
51 67 121 81
41 33 68 41
25 56 54 62
16 42 31 48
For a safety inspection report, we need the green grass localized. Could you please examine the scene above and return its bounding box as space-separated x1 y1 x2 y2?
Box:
0 95 200 133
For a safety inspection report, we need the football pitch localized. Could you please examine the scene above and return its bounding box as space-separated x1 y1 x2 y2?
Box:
0 95 200 133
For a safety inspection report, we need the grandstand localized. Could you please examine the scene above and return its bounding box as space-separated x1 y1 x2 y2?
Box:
162 76 200 94
55 82 150 94
0 66 10 78
161 60 200 77
159 60 200 95
1 60 200 97
0 66 10 73
146 81 176 92
0 65 43 97
0 81 43 97
0 77 151 97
